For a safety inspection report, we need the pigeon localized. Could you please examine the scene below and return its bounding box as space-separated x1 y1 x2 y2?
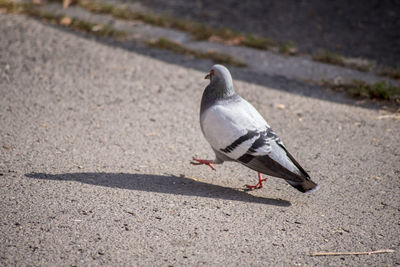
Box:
191 64 318 193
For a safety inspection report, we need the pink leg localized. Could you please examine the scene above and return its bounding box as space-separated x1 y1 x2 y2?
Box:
190 157 216 171
246 173 267 190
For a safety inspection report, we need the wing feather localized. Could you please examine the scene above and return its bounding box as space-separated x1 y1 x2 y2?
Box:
201 97 268 160
201 95 310 183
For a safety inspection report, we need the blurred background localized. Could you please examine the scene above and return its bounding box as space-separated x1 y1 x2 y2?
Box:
129 0 400 67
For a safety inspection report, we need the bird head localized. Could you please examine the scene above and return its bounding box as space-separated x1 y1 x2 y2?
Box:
205 65 234 93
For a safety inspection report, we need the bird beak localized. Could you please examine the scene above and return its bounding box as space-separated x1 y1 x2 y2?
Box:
205 73 211 79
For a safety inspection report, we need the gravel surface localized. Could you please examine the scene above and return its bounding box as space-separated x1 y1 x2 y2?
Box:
1 14 399 266
129 0 400 67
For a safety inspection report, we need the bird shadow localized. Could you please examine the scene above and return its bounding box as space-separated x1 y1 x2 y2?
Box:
25 172 291 207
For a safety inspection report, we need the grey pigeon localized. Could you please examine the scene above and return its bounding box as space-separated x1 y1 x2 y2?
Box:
191 64 318 193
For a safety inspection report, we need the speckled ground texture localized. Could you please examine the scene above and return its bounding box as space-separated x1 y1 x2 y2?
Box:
1 14 399 266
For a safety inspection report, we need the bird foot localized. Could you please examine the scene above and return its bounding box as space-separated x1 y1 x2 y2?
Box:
191 157 216 171
246 173 267 190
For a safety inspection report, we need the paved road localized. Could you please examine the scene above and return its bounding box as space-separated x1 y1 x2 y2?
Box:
1 14 399 266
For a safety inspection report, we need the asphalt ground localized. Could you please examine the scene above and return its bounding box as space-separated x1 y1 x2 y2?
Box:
0 14 399 266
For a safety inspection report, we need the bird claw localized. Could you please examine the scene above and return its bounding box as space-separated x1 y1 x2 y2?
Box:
245 181 266 191
245 173 267 190
191 157 216 171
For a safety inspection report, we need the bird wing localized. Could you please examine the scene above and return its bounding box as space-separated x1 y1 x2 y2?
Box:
201 97 271 160
237 136 310 183
201 97 309 183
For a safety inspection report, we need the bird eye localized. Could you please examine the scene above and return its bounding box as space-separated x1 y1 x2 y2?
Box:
210 69 215 75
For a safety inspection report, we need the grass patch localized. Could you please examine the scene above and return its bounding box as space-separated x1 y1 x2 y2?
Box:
242 34 278 50
312 49 400 77
313 49 400 79
377 66 400 80
0 0 34 13
69 18 127 39
0 0 128 40
312 49 378 72
312 50 345 66
47 0 296 54
321 79 400 103
147 38 247 67
279 41 298 55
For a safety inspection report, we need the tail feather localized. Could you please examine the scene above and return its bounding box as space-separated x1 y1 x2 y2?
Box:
286 179 319 193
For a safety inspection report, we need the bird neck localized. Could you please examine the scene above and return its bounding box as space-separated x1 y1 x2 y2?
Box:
206 82 235 99
200 84 235 113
